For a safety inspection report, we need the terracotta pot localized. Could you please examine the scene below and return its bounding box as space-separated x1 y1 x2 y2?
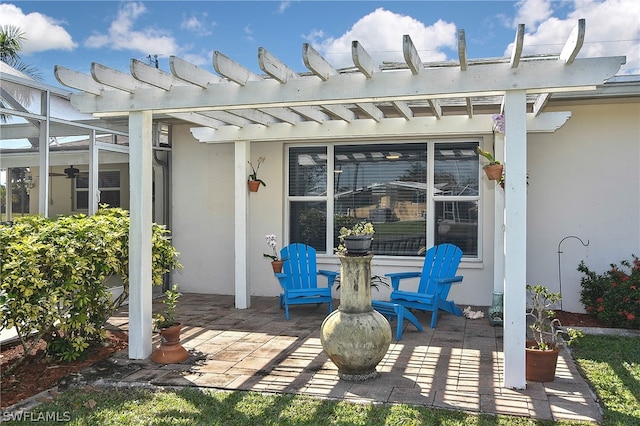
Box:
343 235 373 255
248 180 261 192
525 340 560 382
484 164 503 181
151 323 189 364
271 260 284 273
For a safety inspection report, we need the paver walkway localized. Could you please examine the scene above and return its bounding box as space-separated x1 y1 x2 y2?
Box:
69 293 602 423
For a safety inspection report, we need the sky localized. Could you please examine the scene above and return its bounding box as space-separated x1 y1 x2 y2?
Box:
1 0 638 89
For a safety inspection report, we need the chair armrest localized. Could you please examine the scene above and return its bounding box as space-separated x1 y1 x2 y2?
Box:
434 276 463 285
318 270 339 288
274 272 288 289
385 272 422 291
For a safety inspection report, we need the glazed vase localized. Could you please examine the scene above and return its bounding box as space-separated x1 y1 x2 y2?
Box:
320 253 391 381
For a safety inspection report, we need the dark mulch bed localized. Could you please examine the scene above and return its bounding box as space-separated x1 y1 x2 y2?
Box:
0 330 128 410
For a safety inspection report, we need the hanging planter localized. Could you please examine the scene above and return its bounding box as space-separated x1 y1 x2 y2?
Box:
483 164 504 181
248 180 261 192
248 157 266 193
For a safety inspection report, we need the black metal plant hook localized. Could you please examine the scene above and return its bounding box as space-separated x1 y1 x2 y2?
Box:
557 235 590 310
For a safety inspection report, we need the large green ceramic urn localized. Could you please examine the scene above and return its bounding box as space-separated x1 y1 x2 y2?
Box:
320 253 391 381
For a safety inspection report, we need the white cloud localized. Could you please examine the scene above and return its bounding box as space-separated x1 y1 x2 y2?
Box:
508 0 640 74
181 12 215 37
305 8 457 69
512 0 553 30
278 1 291 14
0 3 77 54
84 2 179 56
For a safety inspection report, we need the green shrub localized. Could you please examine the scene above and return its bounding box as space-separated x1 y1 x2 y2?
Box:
0 208 181 368
578 255 640 329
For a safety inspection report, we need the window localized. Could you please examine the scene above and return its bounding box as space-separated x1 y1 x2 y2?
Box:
75 170 121 210
287 141 480 258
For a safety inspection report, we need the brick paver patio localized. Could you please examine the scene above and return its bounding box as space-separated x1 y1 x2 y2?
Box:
74 293 601 423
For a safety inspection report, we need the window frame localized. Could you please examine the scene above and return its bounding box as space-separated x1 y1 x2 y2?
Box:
285 139 483 260
74 169 121 211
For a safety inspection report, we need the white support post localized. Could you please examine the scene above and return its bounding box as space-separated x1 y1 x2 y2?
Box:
38 90 50 217
88 129 99 215
493 132 505 294
5 168 13 220
128 111 154 359
503 90 528 389
235 140 250 309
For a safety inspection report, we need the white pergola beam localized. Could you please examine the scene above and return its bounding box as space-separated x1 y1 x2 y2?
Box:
458 30 468 70
191 112 571 143
259 107 303 125
428 99 442 119
213 51 262 86
510 25 525 68
352 41 377 78
356 102 384 122
560 19 586 65
392 101 413 120
302 43 337 81
403 35 422 75
131 59 191 90
170 55 223 88
92 62 153 93
168 112 223 129
258 47 299 83
71 57 625 115
289 106 328 123
54 65 106 95
321 104 356 122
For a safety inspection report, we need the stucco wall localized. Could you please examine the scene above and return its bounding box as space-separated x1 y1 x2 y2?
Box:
170 99 639 313
526 101 640 312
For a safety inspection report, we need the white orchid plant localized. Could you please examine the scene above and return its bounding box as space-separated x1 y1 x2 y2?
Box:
263 234 287 262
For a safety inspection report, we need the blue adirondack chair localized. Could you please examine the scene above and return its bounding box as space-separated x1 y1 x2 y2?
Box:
274 243 339 320
386 243 464 328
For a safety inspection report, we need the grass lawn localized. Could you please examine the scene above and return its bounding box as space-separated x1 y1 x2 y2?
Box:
3 334 639 425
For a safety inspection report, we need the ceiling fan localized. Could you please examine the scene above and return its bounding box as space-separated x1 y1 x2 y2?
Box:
48 166 88 179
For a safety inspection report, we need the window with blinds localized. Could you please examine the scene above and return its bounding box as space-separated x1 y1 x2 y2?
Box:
287 141 480 258
75 170 121 210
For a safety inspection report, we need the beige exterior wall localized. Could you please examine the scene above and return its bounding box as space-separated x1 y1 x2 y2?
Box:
170 98 639 312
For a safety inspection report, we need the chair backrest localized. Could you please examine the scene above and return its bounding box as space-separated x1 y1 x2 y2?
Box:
418 243 463 295
280 243 318 290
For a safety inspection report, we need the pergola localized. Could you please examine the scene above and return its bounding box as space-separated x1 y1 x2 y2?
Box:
52 19 623 389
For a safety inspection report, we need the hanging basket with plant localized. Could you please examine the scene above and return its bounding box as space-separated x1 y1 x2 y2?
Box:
248 156 266 192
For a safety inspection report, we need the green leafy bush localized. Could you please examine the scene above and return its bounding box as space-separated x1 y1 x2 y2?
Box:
0 208 181 369
578 255 640 329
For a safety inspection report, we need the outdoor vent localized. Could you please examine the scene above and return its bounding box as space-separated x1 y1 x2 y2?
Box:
64 166 80 179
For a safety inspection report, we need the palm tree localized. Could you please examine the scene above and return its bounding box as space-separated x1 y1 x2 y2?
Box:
0 24 41 79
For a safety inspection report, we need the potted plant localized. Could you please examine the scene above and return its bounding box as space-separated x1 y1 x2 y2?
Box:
151 284 189 364
337 221 375 255
477 147 503 180
248 156 266 192
263 233 287 273
525 284 583 382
